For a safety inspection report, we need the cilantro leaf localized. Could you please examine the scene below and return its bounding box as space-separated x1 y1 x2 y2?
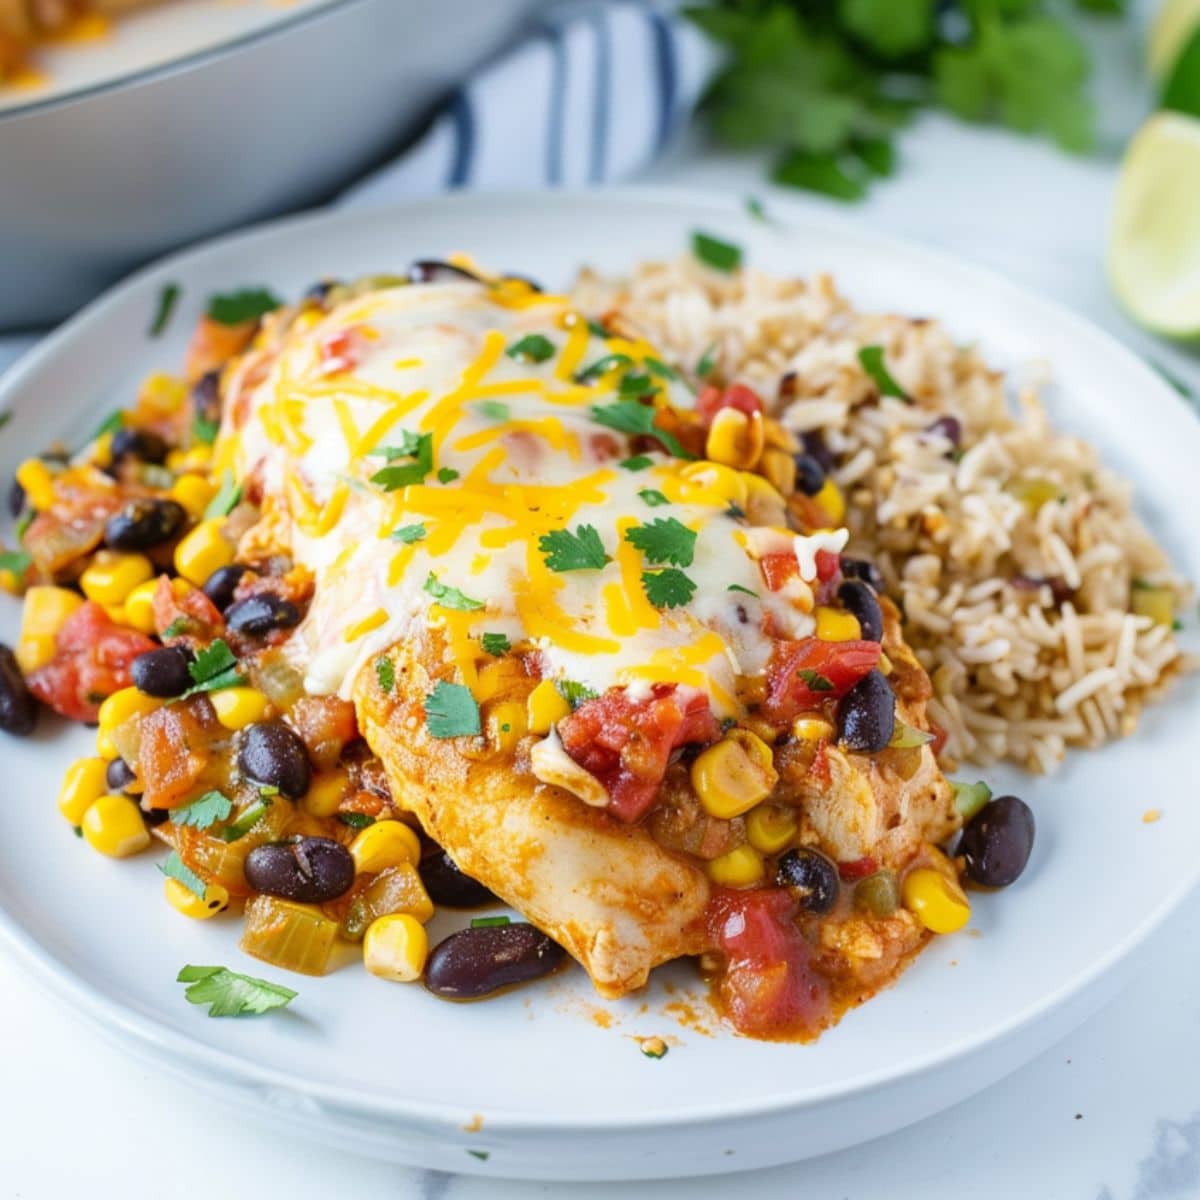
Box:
221 798 272 842
177 964 297 1018
728 583 759 597
576 353 634 382
538 524 610 572
480 632 512 656
171 790 233 830
337 811 375 829
839 0 934 58
371 431 434 491
375 656 395 694
645 357 678 381
160 851 207 900
150 282 181 337
638 488 670 507
423 573 485 611
162 617 191 639
556 679 599 708
92 410 124 440
424 680 482 738
796 668 834 692
437 467 459 484
619 455 654 472
206 288 282 326
696 343 718 380
624 518 697 567
691 231 743 273
390 523 426 544
192 414 220 446
203 470 242 519
0 549 31 576
475 400 511 421
590 400 694 460
506 334 556 363
745 194 769 221
857 345 909 400
180 639 246 698
618 371 658 400
642 568 697 609
586 318 610 338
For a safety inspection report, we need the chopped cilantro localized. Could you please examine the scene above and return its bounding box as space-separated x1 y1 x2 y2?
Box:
644 357 678 381
619 455 654 471
14 509 33 539
642 568 697 609
337 812 375 830
556 679 598 708
0 412 10 432
375 656 395 694
221 798 273 842
390 523 427 544
796 668 834 692
371 430 434 491
424 680 482 738
617 371 657 400
475 400 511 421
576 352 634 382
745 195 768 222
192 414 220 446
590 400 694 460
538 524 610 572
691 231 743 273
177 964 297 1018
150 282 181 337
857 346 909 401
696 342 718 380
506 334 556 364
162 617 192 639
471 915 512 928
0 550 32 577
638 488 670 508
92 410 124 440
586 319 610 338
467 1151 490 1162
624 517 697 567
480 632 512 656
171 791 233 830
728 583 758 597
725 501 746 519
180 639 245 698
437 467 460 484
206 287 282 326
204 470 242 519
423 573 485 611
160 851 207 900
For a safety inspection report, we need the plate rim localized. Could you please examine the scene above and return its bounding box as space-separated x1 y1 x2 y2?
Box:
0 185 1197 1134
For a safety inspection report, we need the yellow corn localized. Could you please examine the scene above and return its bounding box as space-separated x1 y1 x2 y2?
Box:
740 471 789 527
705 408 765 471
179 446 212 470
21 585 83 639
363 913 428 982
527 679 570 734
815 606 862 642
80 794 150 858
138 372 187 415
690 728 779 821
90 431 114 468
15 634 56 673
57 758 109 826
486 699 527 753
303 769 349 817
125 578 160 633
99 686 160 732
746 804 799 855
792 717 834 742
80 550 153 607
673 460 749 509
707 844 766 888
349 820 421 875
291 309 323 335
759 447 797 497
95 729 118 760
813 478 845 525
1131 585 1175 627
174 518 234 586
474 658 526 703
169 473 218 518
15 459 56 510
164 876 229 919
209 686 269 730
902 868 971 934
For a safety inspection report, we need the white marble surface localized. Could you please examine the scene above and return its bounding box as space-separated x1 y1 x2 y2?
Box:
3 64 1200 1200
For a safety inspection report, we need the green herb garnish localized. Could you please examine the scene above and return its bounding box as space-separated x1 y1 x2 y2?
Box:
796 668 834 692
590 400 694 459
475 400 511 421
177 965 297 1018
506 334 556 364
337 812 375 830
645 357 678 381
727 583 758 597
423 572 485 612
437 467 460 484
691 230 743 273
92 410 124 440
390 523 427 544
745 195 768 222
857 345 909 400
371 430 434 491
0 550 32 577
576 353 634 382
424 680 482 739
160 851 207 900
162 616 191 640
624 517 697 567
150 283 181 337
470 915 512 928
180 639 245 698
638 488 670 508
480 632 512 656
695 342 718 380
191 414 219 446
206 287 282 326
556 679 599 708
642 568 697 609
538 524 610 572
375 656 395 694
619 455 654 471
171 791 233 830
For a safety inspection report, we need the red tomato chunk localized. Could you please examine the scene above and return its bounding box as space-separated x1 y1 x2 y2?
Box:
762 637 881 723
695 383 765 429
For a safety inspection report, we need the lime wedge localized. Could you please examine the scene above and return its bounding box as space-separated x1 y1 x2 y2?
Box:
1108 111 1200 339
1150 0 1200 79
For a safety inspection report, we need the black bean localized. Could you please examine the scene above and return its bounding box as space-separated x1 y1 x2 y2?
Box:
801 431 836 474
419 850 498 908
131 646 192 698
201 563 248 612
0 645 36 736
244 837 355 903
408 259 483 285
226 593 301 637
8 478 25 518
837 669 895 753
926 415 962 447
109 427 168 465
778 371 797 402
837 578 883 642
304 279 340 303
104 498 187 551
775 847 839 915
840 556 886 595
190 370 221 423
238 721 311 798
106 757 138 793
425 924 566 999
959 795 1035 888
793 453 826 496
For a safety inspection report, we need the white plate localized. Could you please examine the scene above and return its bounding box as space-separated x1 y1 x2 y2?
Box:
0 190 1197 1181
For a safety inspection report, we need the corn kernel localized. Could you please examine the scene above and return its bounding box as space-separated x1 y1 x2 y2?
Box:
813 478 845 525
902 867 971 934
95 729 118 760
474 658 526 703
80 794 150 858
57 758 109 825
0 566 22 595
760 447 797 497
170 473 218 518
349 820 421 875
180 446 212 470
209 686 269 730
15 459 56 510
165 449 187 471
90 431 114 468
174 518 234 586
164 876 229 919
125 578 159 634
746 804 799 855
303 769 350 817
15 634 57 673
691 728 779 821
707 844 766 888
21 585 83 640
815 606 862 642
292 309 323 335
138 371 188 415
705 407 765 471
486 699 527 753
674 461 749 509
98 686 160 732
80 550 153 607
740 471 789 527
527 679 570 734
363 913 429 982
792 717 834 743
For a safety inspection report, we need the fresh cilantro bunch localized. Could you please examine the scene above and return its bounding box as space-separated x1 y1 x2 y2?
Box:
687 0 1126 200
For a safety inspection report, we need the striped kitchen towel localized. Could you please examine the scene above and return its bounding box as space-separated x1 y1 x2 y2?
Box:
339 2 716 208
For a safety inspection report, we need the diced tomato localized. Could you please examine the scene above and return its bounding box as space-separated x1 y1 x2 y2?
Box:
317 327 367 376
139 702 216 809
27 602 157 722
814 550 841 582
707 888 830 1039
153 575 225 647
759 552 799 592
695 383 765 428
762 637 881 723
288 695 359 769
837 856 878 882
558 685 722 823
